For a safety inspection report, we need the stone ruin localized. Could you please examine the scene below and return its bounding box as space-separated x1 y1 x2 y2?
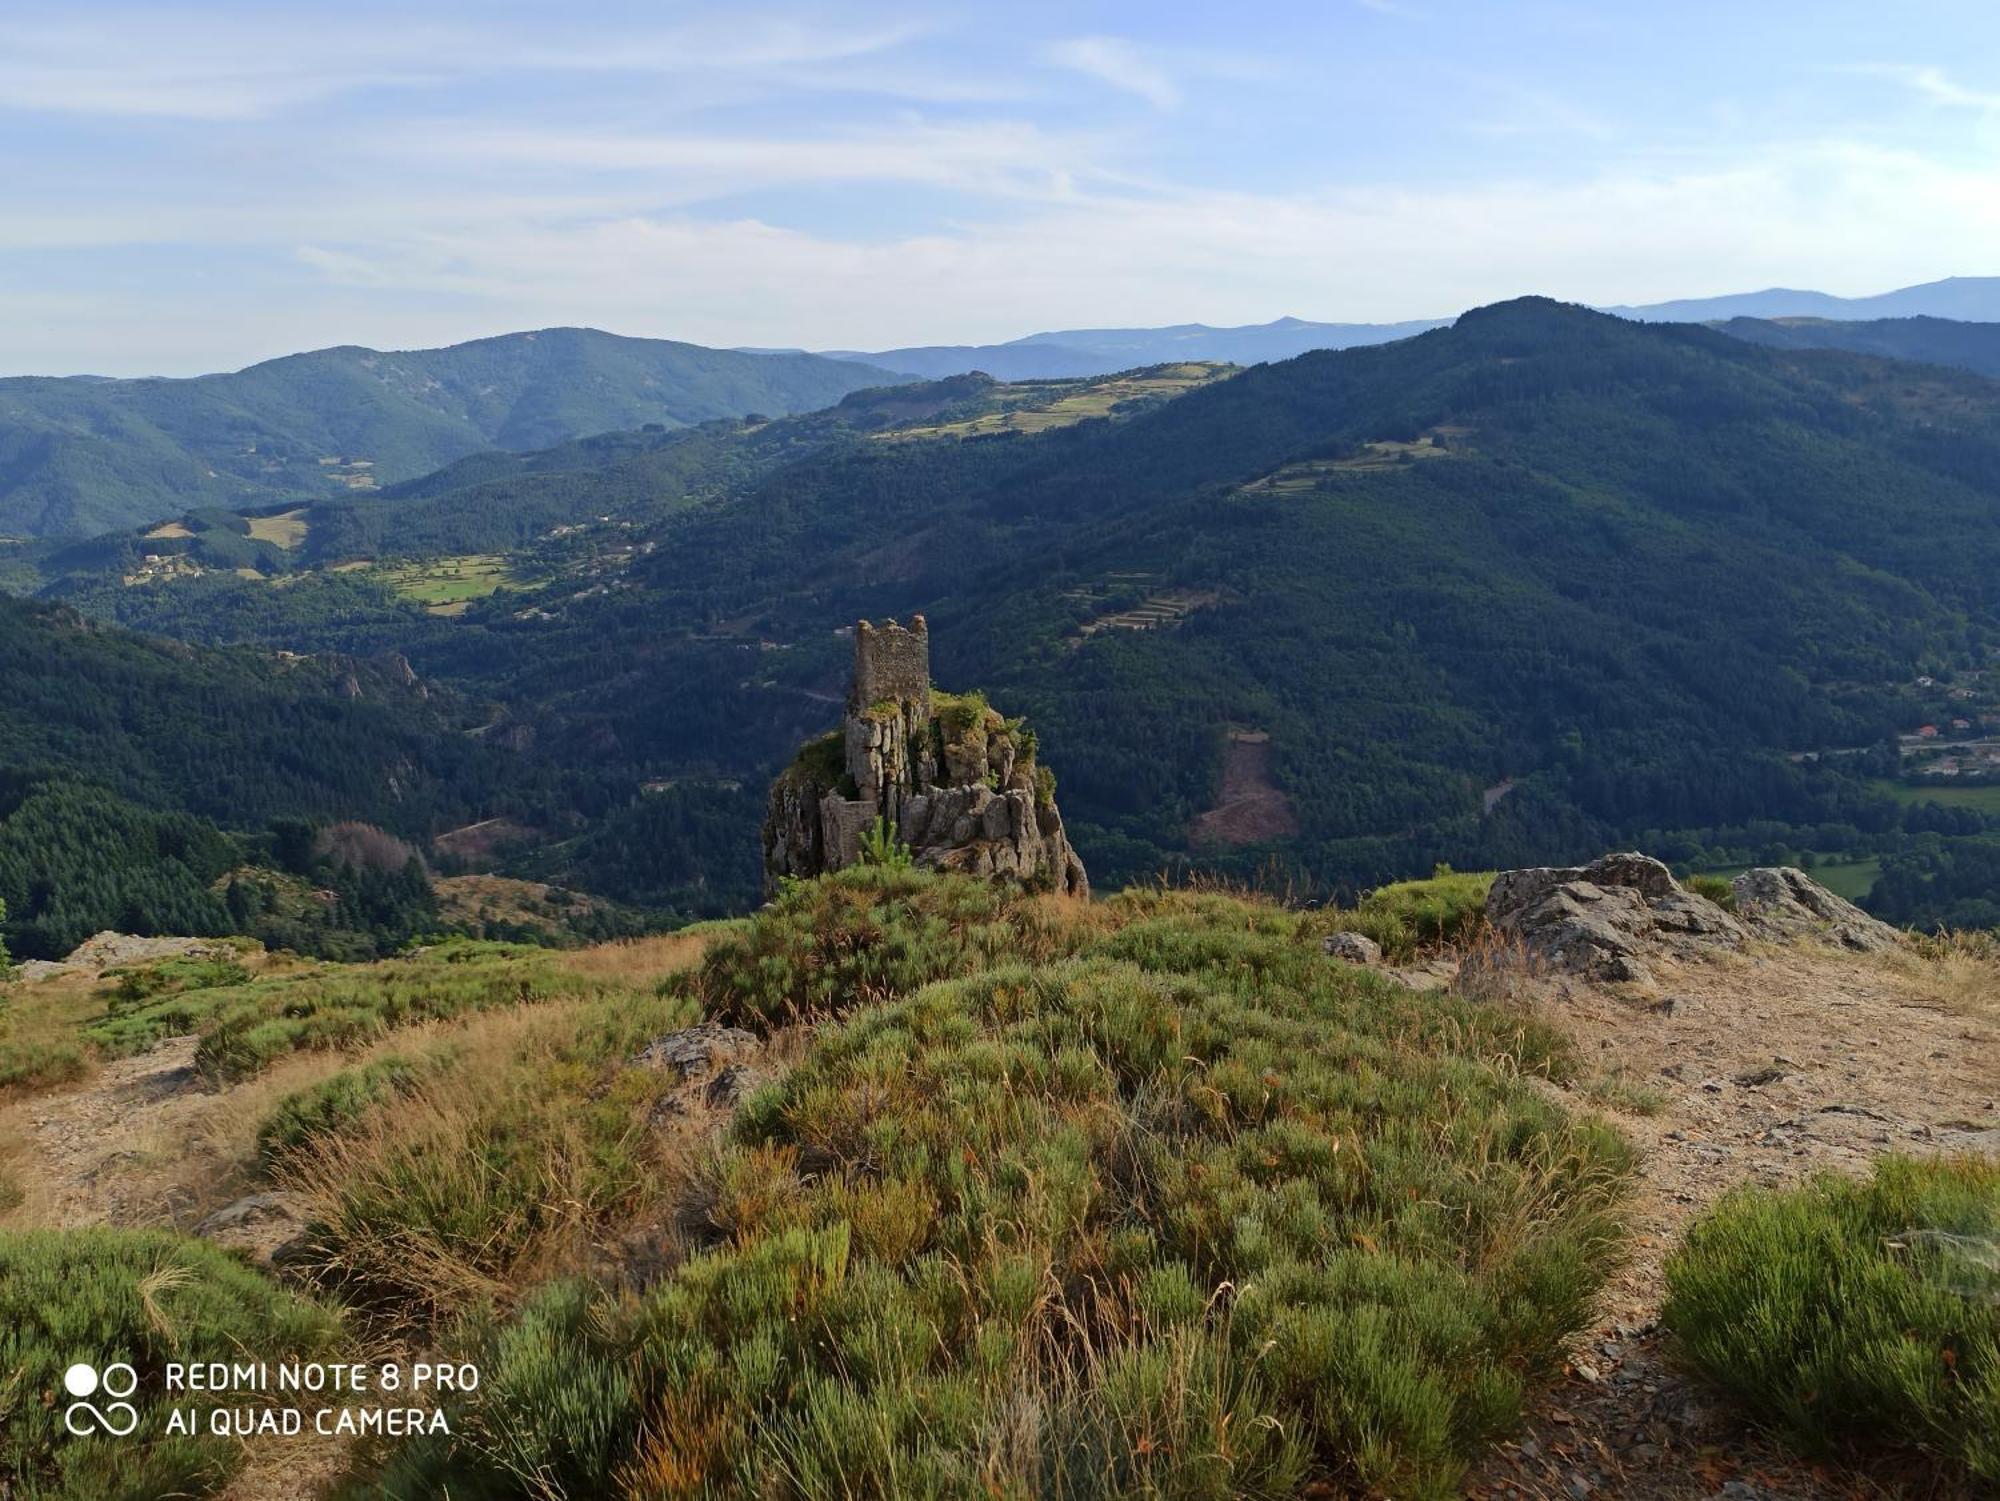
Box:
761 617 1089 897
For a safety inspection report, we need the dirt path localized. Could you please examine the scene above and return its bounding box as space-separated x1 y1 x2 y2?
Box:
13 1034 223 1230
1470 945 2000 1500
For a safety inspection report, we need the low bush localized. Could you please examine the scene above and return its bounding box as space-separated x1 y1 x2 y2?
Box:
0 1228 341 1500
0 1036 88 1092
1683 873 1737 910
256 1048 456 1167
278 989 704 1319
109 955 252 1007
1344 866 1494 959
73 941 614 1081
1664 1155 2000 1484
690 864 1092 1026
386 878 1630 1499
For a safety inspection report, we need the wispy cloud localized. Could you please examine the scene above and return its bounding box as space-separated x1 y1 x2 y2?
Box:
1855 63 2000 114
1046 36 1180 109
410 120 1105 201
0 9 938 119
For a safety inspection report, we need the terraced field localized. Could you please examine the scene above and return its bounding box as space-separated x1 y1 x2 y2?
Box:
1242 433 1456 493
1076 587 1220 637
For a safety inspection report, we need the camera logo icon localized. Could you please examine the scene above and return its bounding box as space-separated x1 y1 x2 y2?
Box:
63 1362 140 1437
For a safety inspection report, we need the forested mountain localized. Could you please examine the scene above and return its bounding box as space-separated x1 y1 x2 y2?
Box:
0 329 898 540
33 298 2000 926
1716 314 2000 377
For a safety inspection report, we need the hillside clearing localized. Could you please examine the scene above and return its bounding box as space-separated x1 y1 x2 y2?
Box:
244 507 309 548
1191 728 1299 845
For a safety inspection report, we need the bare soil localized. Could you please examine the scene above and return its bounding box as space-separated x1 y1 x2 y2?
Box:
1190 729 1300 845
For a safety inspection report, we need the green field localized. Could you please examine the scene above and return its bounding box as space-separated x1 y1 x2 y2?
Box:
1872 778 2000 813
1701 855 1882 903
374 554 515 614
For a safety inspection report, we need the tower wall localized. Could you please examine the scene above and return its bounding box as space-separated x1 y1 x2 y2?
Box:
850 617 931 713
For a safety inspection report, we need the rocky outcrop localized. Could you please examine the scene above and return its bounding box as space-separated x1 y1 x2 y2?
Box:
1486 853 1901 983
1728 866 1902 953
761 618 1088 897
1488 854 1745 983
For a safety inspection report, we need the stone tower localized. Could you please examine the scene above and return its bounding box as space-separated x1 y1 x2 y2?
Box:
850 616 931 715
762 618 1088 897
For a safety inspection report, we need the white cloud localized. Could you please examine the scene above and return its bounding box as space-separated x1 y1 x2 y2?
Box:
1046 36 1180 109
269 141 1999 353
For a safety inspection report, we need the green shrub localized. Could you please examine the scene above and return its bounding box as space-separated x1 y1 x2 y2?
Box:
855 813 913 871
109 956 251 1006
1343 866 1493 959
401 893 1630 1498
0 1038 88 1092
0 1229 341 1500
689 864 1086 1027
72 941 608 1081
1683 873 1737 910
256 1049 453 1166
1664 1155 2000 1484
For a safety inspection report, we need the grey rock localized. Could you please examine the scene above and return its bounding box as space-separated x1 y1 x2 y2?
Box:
1729 866 1902 952
1321 931 1383 964
196 1191 296 1234
1487 853 1742 980
633 1023 760 1081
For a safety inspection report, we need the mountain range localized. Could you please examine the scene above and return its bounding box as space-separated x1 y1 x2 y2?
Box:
0 328 896 540
25 297 2000 931
9 276 2000 545
813 277 2000 382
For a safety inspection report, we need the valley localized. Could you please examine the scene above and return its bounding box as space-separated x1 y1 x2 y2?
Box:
18 300 2000 940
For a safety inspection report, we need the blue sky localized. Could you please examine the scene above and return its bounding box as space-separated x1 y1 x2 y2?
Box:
2 0 1998 374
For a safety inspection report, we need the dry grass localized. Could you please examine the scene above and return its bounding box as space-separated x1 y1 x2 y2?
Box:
553 929 713 985
0 970 104 1096
274 993 721 1321
1885 930 2000 1020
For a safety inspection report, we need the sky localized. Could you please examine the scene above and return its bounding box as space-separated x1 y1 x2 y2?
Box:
3 0 1999 375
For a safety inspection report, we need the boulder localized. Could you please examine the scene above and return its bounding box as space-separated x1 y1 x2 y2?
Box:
1321 931 1383 964
1487 853 1745 983
1729 867 1902 953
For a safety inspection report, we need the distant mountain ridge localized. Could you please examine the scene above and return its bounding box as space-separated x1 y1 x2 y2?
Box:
819 279 2000 383
1611 276 2000 324
822 315 1447 380
0 328 899 539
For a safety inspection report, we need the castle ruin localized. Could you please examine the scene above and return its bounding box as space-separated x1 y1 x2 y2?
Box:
762 617 1088 897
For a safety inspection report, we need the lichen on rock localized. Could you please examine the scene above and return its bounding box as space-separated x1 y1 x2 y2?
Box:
761 617 1088 897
